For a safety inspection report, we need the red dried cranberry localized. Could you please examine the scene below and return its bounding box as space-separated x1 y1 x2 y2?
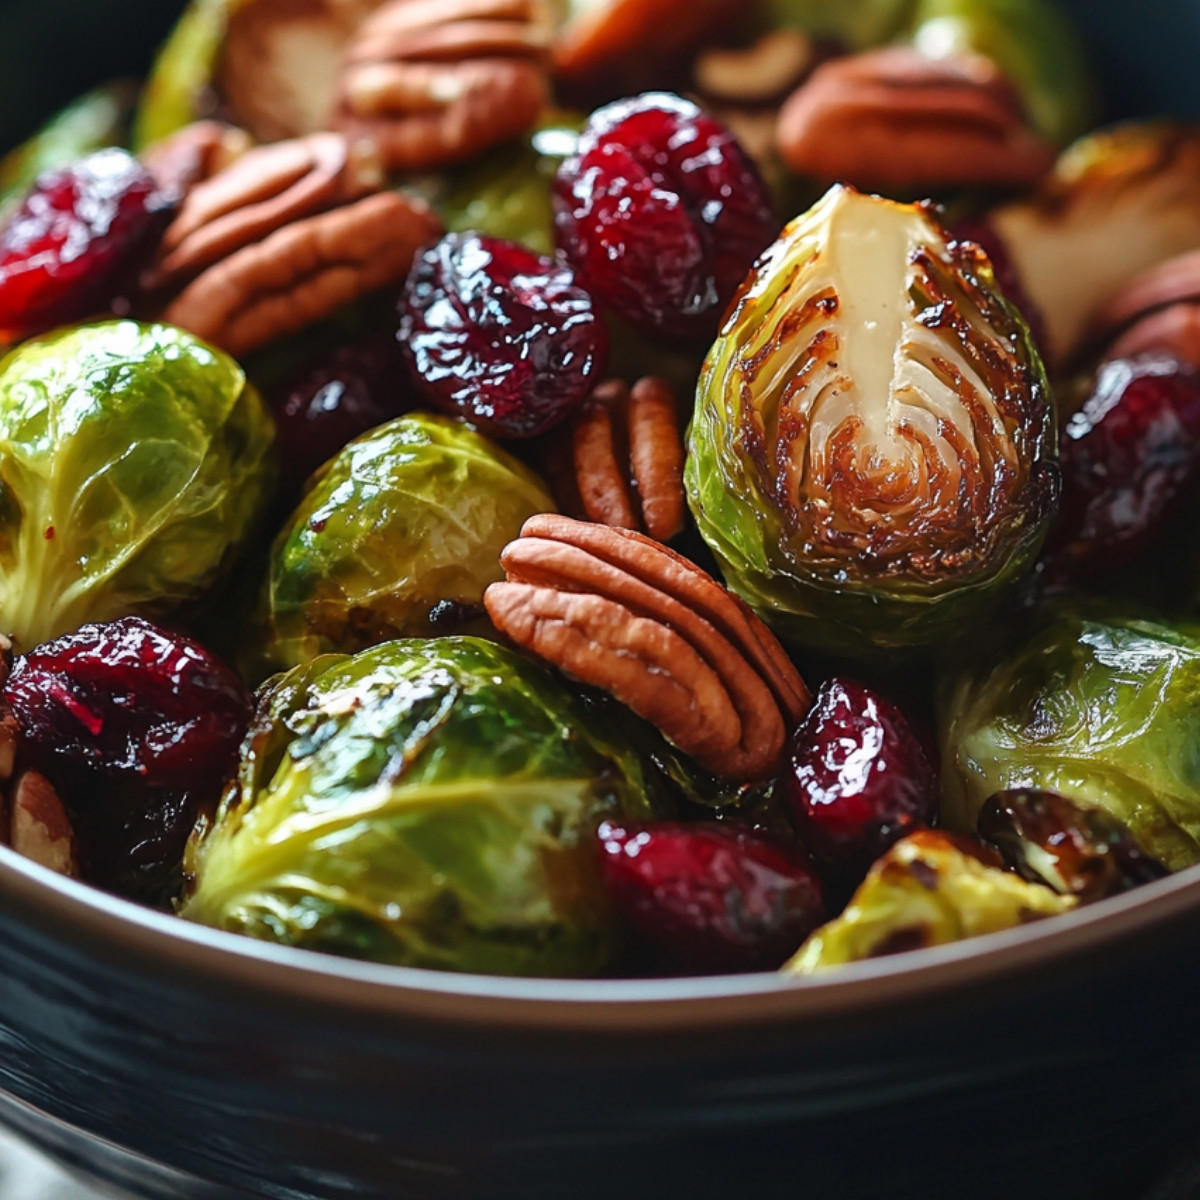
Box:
1047 355 1200 581
554 92 778 341
952 216 1047 352
270 332 413 494
398 231 607 439
0 149 170 341
5 616 250 790
597 820 825 974
784 678 938 885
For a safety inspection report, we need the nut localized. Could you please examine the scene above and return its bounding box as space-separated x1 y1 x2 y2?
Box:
143 132 442 357
140 121 256 203
335 0 552 173
485 514 810 781
569 377 686 543
9 770 77 878
776 46 1056 191
1091 250 1200 367
694 28 815 104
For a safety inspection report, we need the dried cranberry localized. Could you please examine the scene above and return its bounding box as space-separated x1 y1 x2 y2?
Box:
5 616 250 790
1047 355 1200 581
398 232 607 439
270 332 414 494
784 678 939 885
0 149 170 341
554 92 777 341
597 820 825 974
953 217 1047 352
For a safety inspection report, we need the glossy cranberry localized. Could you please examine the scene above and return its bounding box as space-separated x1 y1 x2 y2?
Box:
1048 355 1200 580
952 217 1047 352
784 678 939 884
0 149 170 340
270 333 413 493
5 616 250 790
597 820 825 974
554 92 777 341
398 231 607 439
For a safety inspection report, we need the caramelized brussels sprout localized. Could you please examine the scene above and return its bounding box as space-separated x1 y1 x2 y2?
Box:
685 185 1057 655
941 611 1200 870
978 789 1169 903
245 412 554 682
784 829 1075 973
0 321 274 650
183 636 674 975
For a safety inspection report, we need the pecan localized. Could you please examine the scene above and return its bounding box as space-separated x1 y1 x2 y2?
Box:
143 132 442 357
485 515 810 781
140 121 255 203
335 0 552 173
1091 250 1200 367
568 377 686 542
9 770 77 878
776 47 1056 192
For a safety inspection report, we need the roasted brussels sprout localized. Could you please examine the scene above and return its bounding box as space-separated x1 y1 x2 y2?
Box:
245 412 554 682
757 0 913 50
183 636 674 975
0 321 274 650
989 124 1200 369
978 789 1168 903
783 829 1075 973
941 610 1200 871
908 0 1093 146
685 185 1057 655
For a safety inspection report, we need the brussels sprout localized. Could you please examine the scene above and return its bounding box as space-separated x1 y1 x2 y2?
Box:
183 636 674 975
438 119 581 258
989 124 1200 369
756 0 915 50
0 321 275 650
685 185 1057 656
0 82 136 211
246 412 554 682
783 829 1075 973
978 790 1169 903
940 610 1200 871
908 0 1093 146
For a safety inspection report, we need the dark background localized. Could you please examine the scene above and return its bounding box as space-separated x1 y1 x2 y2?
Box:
0 0 1198 155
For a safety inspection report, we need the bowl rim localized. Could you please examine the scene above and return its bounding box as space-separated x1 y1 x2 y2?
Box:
2 841 1198 1035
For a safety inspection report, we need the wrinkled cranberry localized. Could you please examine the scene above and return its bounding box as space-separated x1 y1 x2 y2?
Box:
5 616 250 789
398 232 607 439
953 217 1047 352
784 678 939 885
270 332 414 494
554 92 777 341
597 820 825 974
1047 355 1200 581
0 149 170 340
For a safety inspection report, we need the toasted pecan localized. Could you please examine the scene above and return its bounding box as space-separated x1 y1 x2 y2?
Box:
140 121 256 203
485 515 809 781
1091 250 1200 367
9 770 77 878
336 0 551 172
777 46 1055 191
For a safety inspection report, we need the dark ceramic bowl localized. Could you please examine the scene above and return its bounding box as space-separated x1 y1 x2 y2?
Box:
3 4 1200 1199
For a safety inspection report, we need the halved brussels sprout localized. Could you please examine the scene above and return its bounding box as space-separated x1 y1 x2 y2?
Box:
686 185 1057 655
908 0 1093 146
245 412 554 682
183 636 674 975
783 829 1075 973
940 610 1200 871
990 124 1200 369
0 321 274 650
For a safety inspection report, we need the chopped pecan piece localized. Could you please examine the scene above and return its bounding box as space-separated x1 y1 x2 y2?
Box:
569 377 686 542
9 770 78 878
1091 250 1200 367
485 515 810 781
776 47 1055 191
336 0 552 173
143 132 442 357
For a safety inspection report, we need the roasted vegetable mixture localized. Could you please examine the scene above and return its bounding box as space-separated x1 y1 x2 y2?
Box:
0 0 1195 979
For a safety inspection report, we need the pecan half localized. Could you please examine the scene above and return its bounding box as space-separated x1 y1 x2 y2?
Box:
144 132 442 357
569 377 686 542
776 47 1055 192
9 770 77 878
485 515 810 781
1091 250 1200 367
335 0 552 173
